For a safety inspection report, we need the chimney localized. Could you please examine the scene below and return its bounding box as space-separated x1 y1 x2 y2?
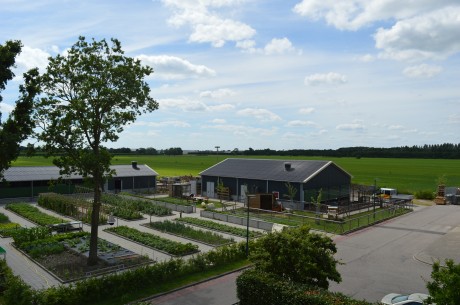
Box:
284 162 292 171
132 161 138 169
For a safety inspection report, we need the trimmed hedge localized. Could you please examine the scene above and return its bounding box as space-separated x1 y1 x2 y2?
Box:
237 269 373 305
0 242 248 305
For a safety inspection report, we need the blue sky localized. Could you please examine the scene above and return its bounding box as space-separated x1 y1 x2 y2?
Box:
1 0 459 151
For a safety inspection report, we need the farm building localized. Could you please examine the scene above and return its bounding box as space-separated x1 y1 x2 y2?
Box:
199 158 352 204
0 162 158 200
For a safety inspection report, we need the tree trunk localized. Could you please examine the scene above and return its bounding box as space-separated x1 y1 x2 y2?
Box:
87 176 102 266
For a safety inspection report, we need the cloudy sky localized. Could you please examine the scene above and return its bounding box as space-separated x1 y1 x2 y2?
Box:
1 0 459 151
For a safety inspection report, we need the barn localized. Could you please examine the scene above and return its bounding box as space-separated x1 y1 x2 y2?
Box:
0 162 158 200
199 158 352 204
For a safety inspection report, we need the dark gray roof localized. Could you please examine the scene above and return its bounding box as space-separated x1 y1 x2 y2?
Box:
199 158 351 183
2 164 158 182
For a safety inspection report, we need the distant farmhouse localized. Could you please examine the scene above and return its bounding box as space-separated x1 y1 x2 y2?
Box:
200 158 352 204
0 162 157 200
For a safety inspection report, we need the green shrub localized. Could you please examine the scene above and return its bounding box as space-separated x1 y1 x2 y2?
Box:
237 269 372 305
414 190 435 200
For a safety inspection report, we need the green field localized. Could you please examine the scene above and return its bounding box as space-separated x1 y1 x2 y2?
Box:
12 155 460 194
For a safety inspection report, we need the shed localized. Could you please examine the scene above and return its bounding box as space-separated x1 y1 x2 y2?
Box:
199 158 352 203
0 162 158 199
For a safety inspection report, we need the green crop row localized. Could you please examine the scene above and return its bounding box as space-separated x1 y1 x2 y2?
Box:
0 212 21 237
6 202 65 226
105 225 198 256
176 217 263 238
148 220 233 246
102 193 173 218
38 193 107 224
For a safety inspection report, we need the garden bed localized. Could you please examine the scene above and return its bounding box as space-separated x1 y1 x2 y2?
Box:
11 228 151 282
0 212 21 237
144 220 234 247
176 217 264 238
105 225 199 257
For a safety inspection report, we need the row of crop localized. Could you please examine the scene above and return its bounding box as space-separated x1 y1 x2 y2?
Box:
147 220 234 246
0 241 248 305
6 202 65 226
105 225 199 256
38 193 107 224
176 217 263 238
10 226 88 259
0 212 21 237
102 193 173 218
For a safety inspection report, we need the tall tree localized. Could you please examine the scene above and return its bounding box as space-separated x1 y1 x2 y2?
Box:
0 40 38 178
33 36 158 265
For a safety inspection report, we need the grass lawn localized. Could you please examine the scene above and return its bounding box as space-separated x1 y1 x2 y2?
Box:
12 155 460 194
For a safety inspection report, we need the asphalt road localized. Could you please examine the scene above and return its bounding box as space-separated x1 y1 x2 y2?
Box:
329 204 460 302
144 204 460 304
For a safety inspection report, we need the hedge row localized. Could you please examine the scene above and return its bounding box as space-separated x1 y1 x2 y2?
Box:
237 269 373 305
0 241 248 305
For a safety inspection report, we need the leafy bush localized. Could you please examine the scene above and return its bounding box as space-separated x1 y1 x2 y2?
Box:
105 225 198 256
0 212 10 223
237 269 372 305
414 190 435 200
148 220 233 246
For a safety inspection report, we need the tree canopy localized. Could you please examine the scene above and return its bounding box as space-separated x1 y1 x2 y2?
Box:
0 40 38 178
248 225 341 289
426 259 460 305
33 36 158 265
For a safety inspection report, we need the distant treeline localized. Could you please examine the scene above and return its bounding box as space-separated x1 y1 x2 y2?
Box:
192 143 460 159
21 144 460 159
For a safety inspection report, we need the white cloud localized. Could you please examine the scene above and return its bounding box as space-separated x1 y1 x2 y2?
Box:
159 98 208 112
357 54 375 62
286 120 317 127
336 123 365 130
237 108 282 122
135 120 191 128
375 6 460 61
211 118 226 124
208 104 235 111
137 55 216 80
403 64 443 78
448 114 460 124
388 125 404 130
293 0 458 31
16 46 50 73
304 72 347 86
159 98 234 112
264 38 296 55
208 123 278 137
163 0 256 47
299 107 315 114
0 103 14 114
200 88 236 99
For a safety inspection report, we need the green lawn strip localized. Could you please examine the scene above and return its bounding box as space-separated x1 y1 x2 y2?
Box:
105 225 199 256
5 202 66 226
176 217 263 238
94 260 250 305
146 220 234 246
